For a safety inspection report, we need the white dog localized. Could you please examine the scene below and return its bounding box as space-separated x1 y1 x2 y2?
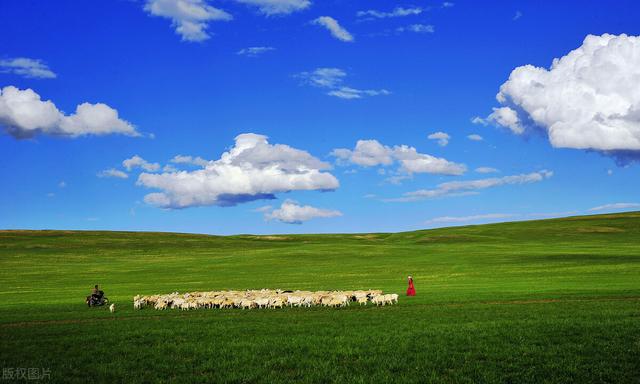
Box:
109 303 116 313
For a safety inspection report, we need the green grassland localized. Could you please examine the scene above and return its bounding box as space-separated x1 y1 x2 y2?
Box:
0 212 639 383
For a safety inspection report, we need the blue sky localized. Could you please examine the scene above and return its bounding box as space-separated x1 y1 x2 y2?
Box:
1 0 639 234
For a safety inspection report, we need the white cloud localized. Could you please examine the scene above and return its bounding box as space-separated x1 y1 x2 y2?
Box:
428 131 450 146
389 170 552 202
297 67 346 88
426 213 515 224
467 134 483 141
513 11 522 21
396 24 435 34
312 16 354 42
588 202 640 212
233 0 311 15
58 181 66 188
442 2 454 8
471 116 486 125
0 58 56 79
394 145 466 175
357 7 423 19
331 139 466 176
137 133 339 208
253 205 273 213
144 0 232 42
264 199 342 224
236 46 275 57
296 68 389 99
98 168 129 179
123 155 161 172
171 154 209 167
333 139 394 167
485 34 640 152
327 87 390 99
0 86 138 139
475 167 499 174
473 107 523 134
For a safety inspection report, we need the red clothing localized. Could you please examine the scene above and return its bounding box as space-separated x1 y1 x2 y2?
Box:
406 278 416 296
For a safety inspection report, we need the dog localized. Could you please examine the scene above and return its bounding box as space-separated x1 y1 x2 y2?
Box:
109 303 116 313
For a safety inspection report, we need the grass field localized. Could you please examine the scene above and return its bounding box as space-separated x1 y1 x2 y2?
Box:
1 212 639 383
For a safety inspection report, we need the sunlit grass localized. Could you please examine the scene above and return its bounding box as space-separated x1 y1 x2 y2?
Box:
0 213 639 383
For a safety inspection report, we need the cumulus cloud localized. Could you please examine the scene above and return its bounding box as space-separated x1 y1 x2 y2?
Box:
0 58 56 79
428 131 450 146
389 170 552 202
123 155 161 172
264 199 342 224
396 24 435 34
137 133 339 208
332 140 394 167
144 0 232 42
312 16 354 42
426 213 515 224
236 46 275 57
473 107 523 134
296 68 389 100
0 86 138 139
331 139 466 176
475 167 499 174
234 0 310 15
357 7 423 19
98 168 129 179
588 202 640 212
513 11 523 21
480 34 640 154
467 134 483 141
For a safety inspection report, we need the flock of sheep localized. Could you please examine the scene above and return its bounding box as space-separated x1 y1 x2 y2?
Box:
133 289 398 310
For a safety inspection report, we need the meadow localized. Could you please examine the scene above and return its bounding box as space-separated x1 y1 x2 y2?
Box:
0 212 639 383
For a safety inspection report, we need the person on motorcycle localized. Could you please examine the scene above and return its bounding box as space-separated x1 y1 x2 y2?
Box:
91 284 101 301
86 284 106 307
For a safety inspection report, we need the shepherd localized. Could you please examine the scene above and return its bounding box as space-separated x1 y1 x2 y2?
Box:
406 275 416 296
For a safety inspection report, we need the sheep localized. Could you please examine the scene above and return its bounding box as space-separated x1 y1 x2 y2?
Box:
109 303 116 313
287 296 303 307
371 295 385 306
330 294 349 307
133 299 146 310
255 298 270 309
171 298 185 310
270 297 284 309
320 295 333 307
136 289 397 311
220 298 235 309
301 295 314 308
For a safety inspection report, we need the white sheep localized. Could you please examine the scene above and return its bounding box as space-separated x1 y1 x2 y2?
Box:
135 289 397 311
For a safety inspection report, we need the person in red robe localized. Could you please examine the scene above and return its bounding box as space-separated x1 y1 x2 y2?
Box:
406 275 416 296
